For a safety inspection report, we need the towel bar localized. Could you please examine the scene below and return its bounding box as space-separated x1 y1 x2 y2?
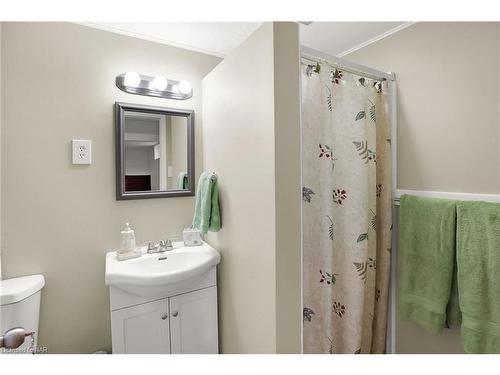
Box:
393 189 500 206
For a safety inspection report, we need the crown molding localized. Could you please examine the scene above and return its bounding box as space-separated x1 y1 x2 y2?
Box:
337 22 416 57
76 22 226 58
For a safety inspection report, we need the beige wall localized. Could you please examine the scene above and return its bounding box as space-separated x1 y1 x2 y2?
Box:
1 22 220 353
273 22 302 354
348 22 500 194
202 22 301 353
347 22 500 353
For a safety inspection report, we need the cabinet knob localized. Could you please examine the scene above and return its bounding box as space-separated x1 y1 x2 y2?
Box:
161 313 168 320
172 311 179 317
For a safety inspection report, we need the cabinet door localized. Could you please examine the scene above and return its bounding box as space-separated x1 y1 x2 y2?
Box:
169 287 218 354
111 299 170 354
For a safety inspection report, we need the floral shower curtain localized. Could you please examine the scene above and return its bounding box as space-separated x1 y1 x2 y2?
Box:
302 59 392 354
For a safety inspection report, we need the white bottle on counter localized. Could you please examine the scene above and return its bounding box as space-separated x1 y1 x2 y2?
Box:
120 222 136 254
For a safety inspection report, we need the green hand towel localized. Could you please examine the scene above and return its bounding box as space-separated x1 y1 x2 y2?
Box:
192 171 221 234
398 194 457 334
457 201 500 353
177 172 188 189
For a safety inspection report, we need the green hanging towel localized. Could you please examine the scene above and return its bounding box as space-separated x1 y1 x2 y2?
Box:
192 171 221 234
457 201 500 353
176 172 188 189
398 194 457 334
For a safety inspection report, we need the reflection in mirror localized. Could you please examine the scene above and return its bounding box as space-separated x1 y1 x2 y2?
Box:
116 103 194 200
124 113 188 192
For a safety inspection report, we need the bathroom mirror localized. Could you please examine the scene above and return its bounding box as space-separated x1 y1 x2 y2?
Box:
115 102 194 200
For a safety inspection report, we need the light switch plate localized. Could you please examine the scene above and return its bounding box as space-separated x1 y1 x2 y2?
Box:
72 139 92 165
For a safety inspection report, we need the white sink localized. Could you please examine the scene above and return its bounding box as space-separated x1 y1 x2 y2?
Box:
105 241 220 299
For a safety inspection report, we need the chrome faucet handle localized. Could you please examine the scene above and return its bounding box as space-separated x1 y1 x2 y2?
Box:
157 240 167 252
156 240 172 253
157 239 174 252
147 241 159 253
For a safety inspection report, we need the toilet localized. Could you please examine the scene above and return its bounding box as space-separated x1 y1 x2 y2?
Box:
0 275 45 353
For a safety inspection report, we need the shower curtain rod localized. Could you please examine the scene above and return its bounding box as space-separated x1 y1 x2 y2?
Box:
300 46 396 82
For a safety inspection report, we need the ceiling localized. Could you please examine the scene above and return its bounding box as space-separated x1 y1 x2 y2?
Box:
300 22 410 57
83 22 262 57
82 22 412 58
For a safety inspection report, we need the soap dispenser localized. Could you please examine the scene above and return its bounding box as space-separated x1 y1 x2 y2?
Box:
120 222 136 254
117 222 141 261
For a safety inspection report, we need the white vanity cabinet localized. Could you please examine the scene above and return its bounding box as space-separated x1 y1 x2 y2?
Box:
111 286 218 354
169 286 218 354
106 243 221 354
110 267 219 354
111 298 171 354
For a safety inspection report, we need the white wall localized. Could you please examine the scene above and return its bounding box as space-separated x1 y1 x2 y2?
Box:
125 146 155 176
170 116 188 187
346 22 500 353
1 22 220 353
202 22 301 354
149 148 160 190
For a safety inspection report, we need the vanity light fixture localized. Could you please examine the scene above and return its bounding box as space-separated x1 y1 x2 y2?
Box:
152 76 169 91
177 80 192 95
116 72 192 100
123 71 141 87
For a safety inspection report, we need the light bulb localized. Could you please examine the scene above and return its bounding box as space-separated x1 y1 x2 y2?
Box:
177 80 192 95
124 71 141 87
152 76 168 91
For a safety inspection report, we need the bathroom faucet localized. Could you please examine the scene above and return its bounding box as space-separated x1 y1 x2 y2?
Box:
147 239 174 254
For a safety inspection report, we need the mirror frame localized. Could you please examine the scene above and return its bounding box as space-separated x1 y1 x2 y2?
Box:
115 102 195 200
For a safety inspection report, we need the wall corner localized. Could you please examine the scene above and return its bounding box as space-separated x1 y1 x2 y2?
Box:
272 21 302 354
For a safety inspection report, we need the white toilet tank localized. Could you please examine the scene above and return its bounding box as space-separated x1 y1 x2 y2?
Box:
0 274 45 354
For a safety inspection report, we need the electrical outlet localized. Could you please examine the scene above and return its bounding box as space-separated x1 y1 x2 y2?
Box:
72 139 92 165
